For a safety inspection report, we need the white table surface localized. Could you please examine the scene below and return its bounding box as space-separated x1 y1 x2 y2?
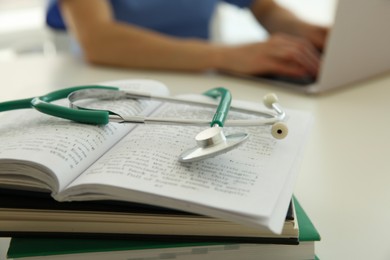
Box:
1 54 390 260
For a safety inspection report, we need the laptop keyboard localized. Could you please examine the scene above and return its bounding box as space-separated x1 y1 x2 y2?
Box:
261 74 316 86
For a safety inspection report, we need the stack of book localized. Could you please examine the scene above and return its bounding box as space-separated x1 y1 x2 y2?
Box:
4 194 319 260
0 79 320 259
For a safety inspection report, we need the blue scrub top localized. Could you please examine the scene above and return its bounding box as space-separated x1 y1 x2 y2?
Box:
46 0 254 39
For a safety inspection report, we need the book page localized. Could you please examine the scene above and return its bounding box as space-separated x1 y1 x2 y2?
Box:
60 95 312 231
0 79 169 193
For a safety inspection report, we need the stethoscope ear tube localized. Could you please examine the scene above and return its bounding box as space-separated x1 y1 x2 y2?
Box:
27 85 119 124
0 98 33 112
31 97 111 124
202 87 231 127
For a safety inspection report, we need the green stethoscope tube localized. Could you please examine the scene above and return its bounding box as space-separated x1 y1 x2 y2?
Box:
202 87 231 127
0 85 118 125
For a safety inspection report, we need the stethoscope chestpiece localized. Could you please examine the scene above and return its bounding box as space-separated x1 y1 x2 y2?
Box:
178 127 248 163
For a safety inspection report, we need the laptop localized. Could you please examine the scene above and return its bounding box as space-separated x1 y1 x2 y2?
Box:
253 0 390 94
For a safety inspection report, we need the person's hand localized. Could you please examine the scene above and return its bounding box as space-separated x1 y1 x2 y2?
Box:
290 22 329 51
217 33 321 78
250 0 329 52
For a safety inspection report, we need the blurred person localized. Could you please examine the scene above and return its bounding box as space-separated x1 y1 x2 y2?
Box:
46 0 328 78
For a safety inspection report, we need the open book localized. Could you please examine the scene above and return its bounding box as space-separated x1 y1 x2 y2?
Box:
0 79 312 234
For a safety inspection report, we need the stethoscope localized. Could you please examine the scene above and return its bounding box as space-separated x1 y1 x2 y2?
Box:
0 85 288 162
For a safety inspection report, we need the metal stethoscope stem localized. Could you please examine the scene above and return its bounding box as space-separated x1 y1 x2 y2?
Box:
70 88 285 124
99 91 287 140
89 91 286 125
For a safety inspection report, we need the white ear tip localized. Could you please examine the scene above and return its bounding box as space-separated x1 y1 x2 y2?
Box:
271 122 288 139
263 93 278 109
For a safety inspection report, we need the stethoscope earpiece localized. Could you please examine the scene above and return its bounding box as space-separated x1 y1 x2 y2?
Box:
262 93 288 139
271 122 288 140
263 93 279 109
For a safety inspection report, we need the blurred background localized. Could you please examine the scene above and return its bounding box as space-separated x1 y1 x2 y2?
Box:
0 0 335 62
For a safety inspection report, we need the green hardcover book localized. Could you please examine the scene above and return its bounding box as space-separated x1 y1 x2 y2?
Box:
293 197 321 260
7 197 320 260
293 197 321 242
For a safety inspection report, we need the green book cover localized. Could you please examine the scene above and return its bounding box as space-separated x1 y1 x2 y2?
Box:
7 197 320 258
293 197 321 242
8 239 224 258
